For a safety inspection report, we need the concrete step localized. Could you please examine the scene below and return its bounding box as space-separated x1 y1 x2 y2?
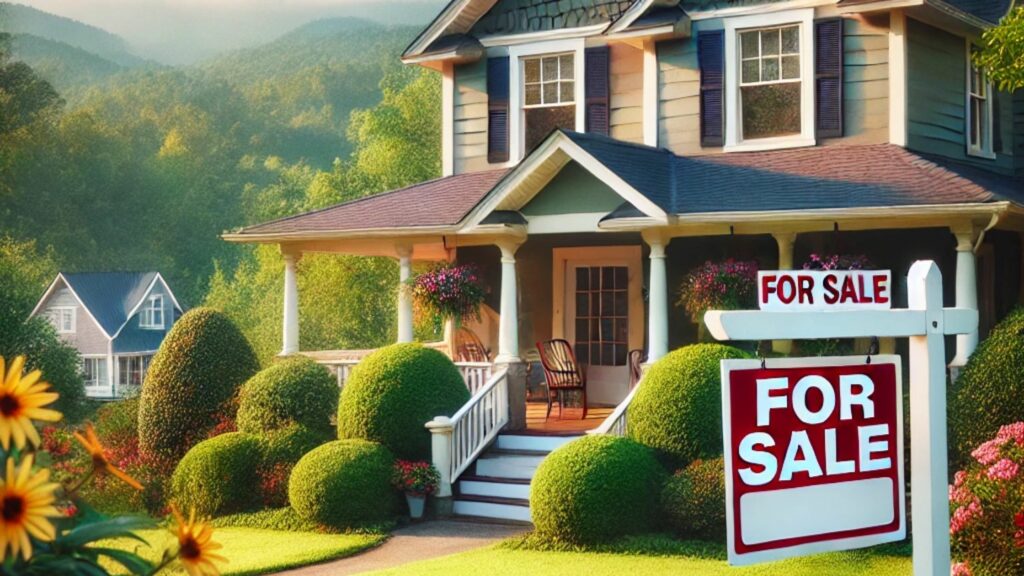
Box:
453 495 532 523
496 434 581 453
458 475 531 500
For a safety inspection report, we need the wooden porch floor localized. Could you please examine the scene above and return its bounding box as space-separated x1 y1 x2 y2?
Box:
523 402 613 436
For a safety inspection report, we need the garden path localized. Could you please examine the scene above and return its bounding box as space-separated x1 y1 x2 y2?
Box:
273 519 529 575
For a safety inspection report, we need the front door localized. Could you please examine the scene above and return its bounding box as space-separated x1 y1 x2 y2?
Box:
553 246 644 406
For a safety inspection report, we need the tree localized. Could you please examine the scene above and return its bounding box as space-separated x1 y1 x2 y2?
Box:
973 5 1024 92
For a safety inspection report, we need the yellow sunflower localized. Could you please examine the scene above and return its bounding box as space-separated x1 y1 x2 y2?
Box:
0 356 62 451
73 424 143 490
0 455 60 561
170 504 226 576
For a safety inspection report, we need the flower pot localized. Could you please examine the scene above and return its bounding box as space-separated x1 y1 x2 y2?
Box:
406 493 426 520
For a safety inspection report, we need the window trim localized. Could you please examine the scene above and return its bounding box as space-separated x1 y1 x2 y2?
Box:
81 356 107 388
139 294 165 330
52 306 76 334
965 40 995 160
724 8 816 152
522 52 577 109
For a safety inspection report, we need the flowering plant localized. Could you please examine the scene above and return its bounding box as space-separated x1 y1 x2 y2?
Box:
677 260 758 320
408 263 488 325
950 422 1024 576
802 253 874 271
392 460 440 497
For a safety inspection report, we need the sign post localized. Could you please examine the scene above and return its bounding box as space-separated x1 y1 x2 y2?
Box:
705 261 977 576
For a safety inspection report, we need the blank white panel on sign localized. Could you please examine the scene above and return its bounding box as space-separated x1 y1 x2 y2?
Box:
740 477 895 546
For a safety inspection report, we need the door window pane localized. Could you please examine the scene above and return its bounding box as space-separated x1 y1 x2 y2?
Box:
572 266 629 366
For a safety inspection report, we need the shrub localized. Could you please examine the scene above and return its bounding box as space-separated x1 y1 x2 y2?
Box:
337 343 469 460
950 423 1024 576
289 440 399 528
258 424 332 507
627 344 751 467
138 307 259 460
662 456 726 541
951 307 1024 469
170 432 263 517
531 435 664 544
237 356 337 435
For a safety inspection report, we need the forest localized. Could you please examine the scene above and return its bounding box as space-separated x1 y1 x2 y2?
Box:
0 3 441 366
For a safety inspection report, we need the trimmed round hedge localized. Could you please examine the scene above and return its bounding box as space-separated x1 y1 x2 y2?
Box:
337 343 469 460
531 435 664 544
951 307 1024 468
627 344 750 467
662 456 726 541
288 440 398 527
170 432 262 517
237 356 337 435
257 424 331 507
139 308 259 460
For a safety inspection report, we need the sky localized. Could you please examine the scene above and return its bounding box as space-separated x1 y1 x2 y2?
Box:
11 0 442 64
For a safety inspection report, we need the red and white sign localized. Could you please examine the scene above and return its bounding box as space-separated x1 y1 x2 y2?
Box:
721 356 905 566
758 270 892 311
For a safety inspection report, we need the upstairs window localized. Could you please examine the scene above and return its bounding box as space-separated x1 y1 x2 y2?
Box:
739 25 802 140
967 45 994 158
522 53 577 152
51 307 75 334
140 295 164 330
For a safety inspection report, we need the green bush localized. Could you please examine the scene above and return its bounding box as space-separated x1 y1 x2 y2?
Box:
237 356 337 435
288 440 398 527
531 435 665 544
258 424 332 507
627 344 750 467
951 307 1024 468
170 432 263 517
662 456 726 541
337 343 469 460
138 307 259 460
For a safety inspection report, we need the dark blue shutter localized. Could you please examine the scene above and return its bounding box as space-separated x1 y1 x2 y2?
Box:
698 30 725 147
815 18 844 139
585 46 610 136
487 56 510 163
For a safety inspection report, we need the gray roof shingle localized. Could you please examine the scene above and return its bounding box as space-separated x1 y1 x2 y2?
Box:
62 272 159 335
470 0 634 36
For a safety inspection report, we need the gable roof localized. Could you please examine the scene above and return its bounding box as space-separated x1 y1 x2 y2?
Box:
943 0 1014 24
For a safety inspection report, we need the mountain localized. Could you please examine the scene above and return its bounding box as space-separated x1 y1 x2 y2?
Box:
6 33 125 91
0 2 146 67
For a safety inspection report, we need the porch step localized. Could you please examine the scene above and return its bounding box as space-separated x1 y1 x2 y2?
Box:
452 495 532 523
496 434 579 452
474 451 548 479
459 475 531 500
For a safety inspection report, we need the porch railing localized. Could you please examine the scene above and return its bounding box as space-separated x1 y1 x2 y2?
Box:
426 367 509 496
315 358 493 395
588 377 642 436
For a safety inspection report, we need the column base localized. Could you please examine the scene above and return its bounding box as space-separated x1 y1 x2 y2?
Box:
495 360 527 431
429 495 453 519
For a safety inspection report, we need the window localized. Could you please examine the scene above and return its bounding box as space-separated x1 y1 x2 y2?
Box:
140 295 164 329
51 307 75 334
521 52 577 152
573 266 629 367
82 358 107 388
967 45 994 158
117 355 152 389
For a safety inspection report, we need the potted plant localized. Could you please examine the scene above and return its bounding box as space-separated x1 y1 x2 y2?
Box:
677 260 758 339
408 263 488 330
392 460 440 520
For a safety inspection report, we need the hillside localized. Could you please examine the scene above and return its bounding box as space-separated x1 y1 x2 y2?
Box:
0 2 145 67
7 33 126 91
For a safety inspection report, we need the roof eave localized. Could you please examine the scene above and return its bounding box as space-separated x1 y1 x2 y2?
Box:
839 0 994 31
222 225 461 244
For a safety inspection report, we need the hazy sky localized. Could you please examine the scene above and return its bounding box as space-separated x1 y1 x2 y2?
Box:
11 0 442 64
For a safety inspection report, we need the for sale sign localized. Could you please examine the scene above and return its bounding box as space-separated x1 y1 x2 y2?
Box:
721 356 905 566
758 270 892 311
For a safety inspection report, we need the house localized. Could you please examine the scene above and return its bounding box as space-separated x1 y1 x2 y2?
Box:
30 272 184 399
225 0 1024 521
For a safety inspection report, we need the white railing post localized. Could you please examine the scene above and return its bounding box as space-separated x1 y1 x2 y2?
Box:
425 416 454 498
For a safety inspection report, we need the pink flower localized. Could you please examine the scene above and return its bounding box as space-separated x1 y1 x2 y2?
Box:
950 498 983 535
971 439 1004 466
987 458 1020 481
997 422 1024 446
951 562 972 576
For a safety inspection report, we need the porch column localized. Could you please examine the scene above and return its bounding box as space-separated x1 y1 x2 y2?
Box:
281 251 300 356
397 244 414 344
951 228 979 367
645 234 670 362
495 241 521 362
772 233 797 355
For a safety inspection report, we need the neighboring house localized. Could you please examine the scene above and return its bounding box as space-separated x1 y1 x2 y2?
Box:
225 0 1024 521
30 272 184 400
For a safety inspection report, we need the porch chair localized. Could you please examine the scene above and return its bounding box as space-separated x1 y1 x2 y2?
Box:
628 349 647 390
536 339 588 420
454 327 490 363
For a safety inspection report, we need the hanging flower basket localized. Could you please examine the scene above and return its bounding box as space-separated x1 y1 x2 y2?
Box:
408 263 488 326
677 259 759 323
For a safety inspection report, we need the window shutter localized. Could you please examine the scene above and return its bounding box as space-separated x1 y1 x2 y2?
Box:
698 30 725 147
487 56 510 163
815 18 844 139
585 46 610 136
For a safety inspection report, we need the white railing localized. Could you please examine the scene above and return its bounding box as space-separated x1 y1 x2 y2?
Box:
426 367 509 495
588 378 642 436
456 362 493 395
317 360 361 390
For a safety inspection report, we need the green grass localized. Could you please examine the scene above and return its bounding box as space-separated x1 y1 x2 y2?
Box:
102 527 386 575
364 534 912 576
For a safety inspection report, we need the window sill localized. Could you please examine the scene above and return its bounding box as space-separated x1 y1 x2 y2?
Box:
724 137 816 154
966 148 996 160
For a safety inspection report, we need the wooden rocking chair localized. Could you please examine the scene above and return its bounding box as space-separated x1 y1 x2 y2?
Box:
536 339 588 420
454 327 490 363
628 349 647 390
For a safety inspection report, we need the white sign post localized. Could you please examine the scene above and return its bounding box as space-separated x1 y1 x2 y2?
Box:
705 261 977 576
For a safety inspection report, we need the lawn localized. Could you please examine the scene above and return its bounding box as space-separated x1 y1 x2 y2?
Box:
102 527 386 575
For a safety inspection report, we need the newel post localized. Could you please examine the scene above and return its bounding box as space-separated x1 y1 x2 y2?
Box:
425 416 454 515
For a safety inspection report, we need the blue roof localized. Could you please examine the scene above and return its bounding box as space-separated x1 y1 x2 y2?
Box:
61 272 170 336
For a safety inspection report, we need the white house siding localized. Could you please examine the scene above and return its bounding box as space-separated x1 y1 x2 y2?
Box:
610 43 644 144
454 59 490 175
39 285 108 355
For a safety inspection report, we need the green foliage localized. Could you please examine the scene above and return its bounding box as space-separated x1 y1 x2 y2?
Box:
0 237 88 422
138 307 259 460
951 307 1024 468
258 424 332 507
531 435 665 545
662 457 726 541
19 514 158 575
628 344 751 468
337 343 469 460
237 356 337 434
213 506 394 535
974 6 1024 92
288 439 399 528
170 432 263 517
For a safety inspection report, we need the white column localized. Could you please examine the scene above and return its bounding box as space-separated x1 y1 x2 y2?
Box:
281 252 300 355
425 416 453 498
773 233 797 355
951 230 979 366
397 244 414 344
495 241 521 363
646 236 670 362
